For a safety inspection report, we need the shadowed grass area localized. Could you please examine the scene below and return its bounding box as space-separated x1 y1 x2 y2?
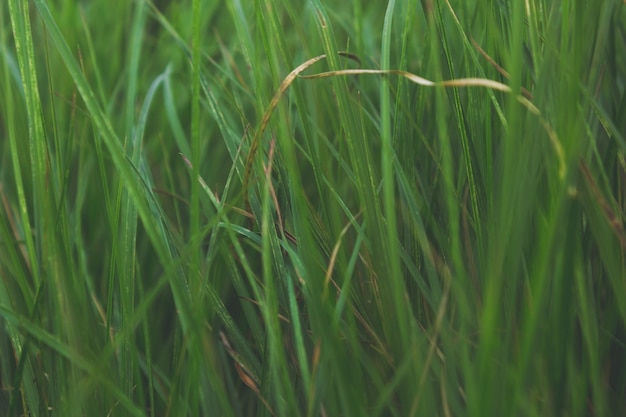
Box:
1 0 625 416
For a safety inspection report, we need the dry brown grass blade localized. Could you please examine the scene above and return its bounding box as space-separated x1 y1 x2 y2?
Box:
301 68 514 95
323 216 356 298
243 53 566 217
219 331 277 416
243 53 360 219
300 66 565 177
242 54 327 218
579 160 626 250
471 38 534 100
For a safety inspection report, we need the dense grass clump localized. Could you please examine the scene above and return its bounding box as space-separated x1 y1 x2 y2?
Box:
1 0 625 416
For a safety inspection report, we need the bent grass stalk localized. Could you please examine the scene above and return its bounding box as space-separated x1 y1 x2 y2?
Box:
243 53 567 214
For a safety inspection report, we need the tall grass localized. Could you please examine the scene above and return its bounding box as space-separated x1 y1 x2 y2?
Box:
1 0 625 416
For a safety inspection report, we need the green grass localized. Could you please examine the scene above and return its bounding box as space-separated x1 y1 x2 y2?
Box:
1 0 625 416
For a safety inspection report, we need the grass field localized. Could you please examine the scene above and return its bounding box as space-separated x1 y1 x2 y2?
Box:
1 0 626 416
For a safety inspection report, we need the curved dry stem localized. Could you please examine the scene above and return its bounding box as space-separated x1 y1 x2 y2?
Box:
243 54 566 218
243 53 361 218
